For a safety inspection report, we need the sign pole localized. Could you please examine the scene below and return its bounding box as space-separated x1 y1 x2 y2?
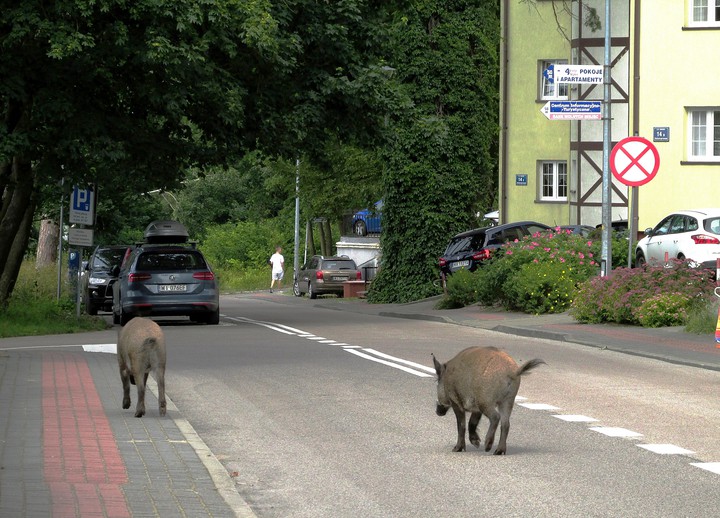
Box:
600 0 612 277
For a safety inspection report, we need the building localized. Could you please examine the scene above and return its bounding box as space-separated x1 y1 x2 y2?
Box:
499 0 720 241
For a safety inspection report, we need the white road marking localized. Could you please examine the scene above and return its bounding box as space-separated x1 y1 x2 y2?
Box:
553 414 599 423
590 427 643 438
344 349 433 378
362 348 435 374
518 403 560 411
638 444 695 455
690 462 720 474
82 343 117 354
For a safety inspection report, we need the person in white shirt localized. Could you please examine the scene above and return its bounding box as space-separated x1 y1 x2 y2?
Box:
269 246 285 293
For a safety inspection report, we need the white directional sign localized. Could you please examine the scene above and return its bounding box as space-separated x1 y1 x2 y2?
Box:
69 185 95 225
553 64 603 84
540 101 602 121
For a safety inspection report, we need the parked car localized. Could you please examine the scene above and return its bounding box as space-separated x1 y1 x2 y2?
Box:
293 255 362 299
439 221 551 277
635 209 720 270
83 245 130 315
352 200 383 236
112 221 219 325
559 224 595 237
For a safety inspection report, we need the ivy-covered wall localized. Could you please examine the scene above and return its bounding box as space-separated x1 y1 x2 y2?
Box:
369 1 500 303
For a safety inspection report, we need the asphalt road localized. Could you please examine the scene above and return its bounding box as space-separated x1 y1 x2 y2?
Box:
157 293 720 517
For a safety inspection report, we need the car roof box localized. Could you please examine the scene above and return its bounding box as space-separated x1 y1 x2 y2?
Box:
143 220 190 244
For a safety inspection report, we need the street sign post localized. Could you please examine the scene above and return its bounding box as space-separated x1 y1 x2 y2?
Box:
610 136 660 187
540 100 602 120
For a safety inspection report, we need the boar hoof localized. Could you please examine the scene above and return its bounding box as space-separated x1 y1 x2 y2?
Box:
122 398 131 409
470 435 480 449
493 448 506 456
452 445 466 452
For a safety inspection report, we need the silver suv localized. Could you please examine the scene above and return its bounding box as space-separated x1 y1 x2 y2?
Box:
111 221 219 325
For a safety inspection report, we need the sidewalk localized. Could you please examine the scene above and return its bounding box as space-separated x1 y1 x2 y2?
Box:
312 295 720 371
0 344 256 518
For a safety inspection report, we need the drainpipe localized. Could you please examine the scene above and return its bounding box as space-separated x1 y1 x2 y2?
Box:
500 0 510 225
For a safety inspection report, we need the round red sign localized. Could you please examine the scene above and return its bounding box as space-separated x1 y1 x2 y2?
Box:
610 136 660 187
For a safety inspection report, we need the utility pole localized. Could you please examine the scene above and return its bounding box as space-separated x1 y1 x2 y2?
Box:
600 0 613 277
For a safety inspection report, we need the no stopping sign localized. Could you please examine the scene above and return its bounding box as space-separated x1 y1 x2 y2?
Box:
610 136 660 187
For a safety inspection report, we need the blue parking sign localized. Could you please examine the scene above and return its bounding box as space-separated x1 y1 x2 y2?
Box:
69 185 95 224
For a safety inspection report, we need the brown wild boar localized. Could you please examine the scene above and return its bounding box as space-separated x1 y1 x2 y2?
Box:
432 346 544 454
117 317 166 418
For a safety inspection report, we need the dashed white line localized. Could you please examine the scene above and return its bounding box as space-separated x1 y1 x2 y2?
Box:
690 462 720 475
552 414 599 423
590 427 643 438
344 349 433 378
518 403 560 411
638 444 695 455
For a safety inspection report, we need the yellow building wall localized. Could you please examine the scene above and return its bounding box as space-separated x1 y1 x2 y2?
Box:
501 2 570 227
633 0 720 230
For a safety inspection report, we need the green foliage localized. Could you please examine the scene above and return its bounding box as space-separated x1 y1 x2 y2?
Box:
570 262 715 326
685 297 720 335
471 229 599 312
0 262 107 337
368 2 500 303
504 261 578 314
214 266 270 293
441 268 479 308
200 218 291 270
636 292 690 328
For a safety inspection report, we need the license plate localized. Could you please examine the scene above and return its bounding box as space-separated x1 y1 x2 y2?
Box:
332 276 348 281
453 260 470 268
159 284 187 292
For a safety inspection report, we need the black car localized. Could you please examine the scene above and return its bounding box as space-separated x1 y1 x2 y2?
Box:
83 245 130 315
112 221 219 325
439 221 551 277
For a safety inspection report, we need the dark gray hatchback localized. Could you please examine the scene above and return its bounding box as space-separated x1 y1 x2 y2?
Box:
112 221 219 325
439 221 551 277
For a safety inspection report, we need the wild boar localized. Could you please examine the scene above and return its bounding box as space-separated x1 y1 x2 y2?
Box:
432 346 544 454
117 317 166 418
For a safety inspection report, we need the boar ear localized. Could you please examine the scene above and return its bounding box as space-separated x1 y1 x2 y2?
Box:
431 354 444 377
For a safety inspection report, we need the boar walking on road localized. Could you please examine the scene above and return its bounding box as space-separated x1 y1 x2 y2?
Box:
117 317 167 418
432 346 544 455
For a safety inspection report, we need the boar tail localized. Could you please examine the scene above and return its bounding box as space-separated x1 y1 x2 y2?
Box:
517 358 545 376
142 337 158 348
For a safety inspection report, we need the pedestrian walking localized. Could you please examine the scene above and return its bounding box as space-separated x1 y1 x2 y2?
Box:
269 246 285 293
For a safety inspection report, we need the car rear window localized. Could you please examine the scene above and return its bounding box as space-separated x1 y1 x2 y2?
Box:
321 260 357 270
444 233 487 255
136 251 207 271
93 248 127 269
705 217 720 235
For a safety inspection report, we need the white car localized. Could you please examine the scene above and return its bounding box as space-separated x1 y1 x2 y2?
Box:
635 209 720 270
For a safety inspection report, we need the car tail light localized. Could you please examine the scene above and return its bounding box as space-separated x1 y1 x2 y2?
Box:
472 249 493 261
128 273 151 283
356 271 362 279
439 257 447 267
316 271 324 280
193 272 215 281
691 234 720 245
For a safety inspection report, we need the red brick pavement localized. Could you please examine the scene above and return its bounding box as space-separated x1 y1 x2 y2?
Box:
42 353 130 518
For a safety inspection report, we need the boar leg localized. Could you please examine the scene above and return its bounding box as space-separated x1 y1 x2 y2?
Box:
119 363 132 410
156 367 166 416
134 369 147 418
494 400 515 455
468 412 482 448
484 409 500 452
451 404 467 452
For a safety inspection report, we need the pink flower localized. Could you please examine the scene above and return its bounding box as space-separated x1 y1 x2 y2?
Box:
578 252 585 259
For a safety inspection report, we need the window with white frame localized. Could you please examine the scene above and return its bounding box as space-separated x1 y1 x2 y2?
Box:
688 108 720 160
690 0 720 25
539 60 569 100
539 161 568 201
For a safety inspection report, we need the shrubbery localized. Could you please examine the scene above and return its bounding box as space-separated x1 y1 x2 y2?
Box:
570 262 715 326
444 228 603 314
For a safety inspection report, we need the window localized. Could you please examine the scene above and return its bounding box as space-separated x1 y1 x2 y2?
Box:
539 60 569 100
688 108 720 160
539 161 568 201
690 0 720 25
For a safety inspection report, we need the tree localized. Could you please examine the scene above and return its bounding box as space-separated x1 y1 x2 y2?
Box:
368 1 501 303
0 0 398 308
